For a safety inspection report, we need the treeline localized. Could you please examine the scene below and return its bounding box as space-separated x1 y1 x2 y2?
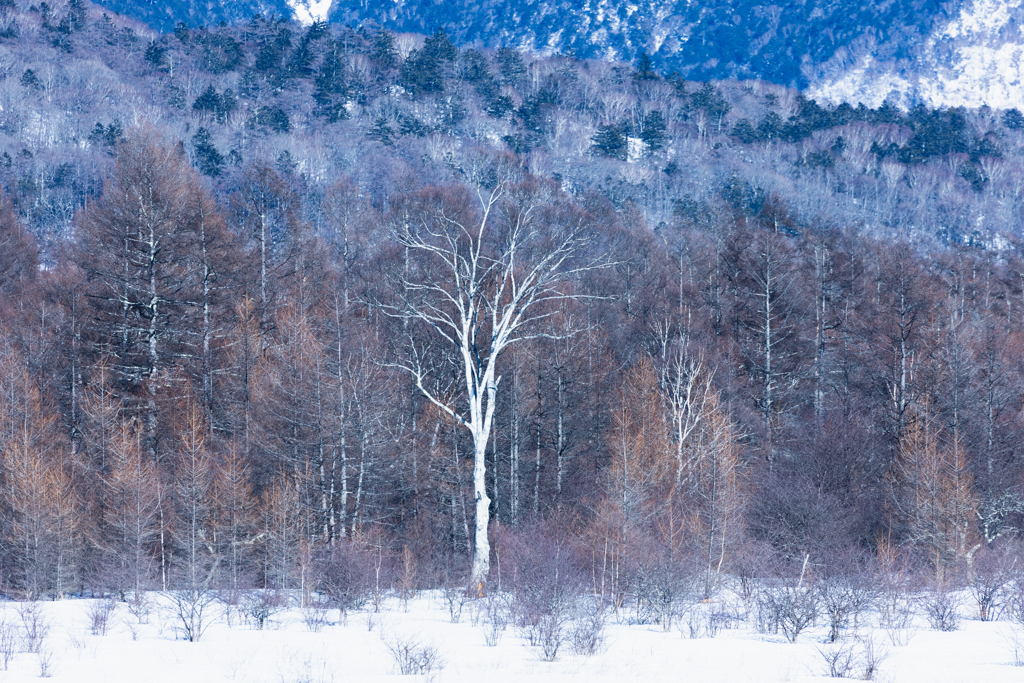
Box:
0 121 1022 603
3 1 1024 263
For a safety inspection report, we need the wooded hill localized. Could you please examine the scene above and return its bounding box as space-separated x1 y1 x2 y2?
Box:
0 1 1022 603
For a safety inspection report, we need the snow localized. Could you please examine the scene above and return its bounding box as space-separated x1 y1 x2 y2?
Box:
286 0 333 26
808 0 1024 109
0 592 1021 682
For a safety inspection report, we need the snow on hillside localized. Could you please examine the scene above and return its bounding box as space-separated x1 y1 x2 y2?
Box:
286 0 333 25
809 0 1024 109
0 592 1021 682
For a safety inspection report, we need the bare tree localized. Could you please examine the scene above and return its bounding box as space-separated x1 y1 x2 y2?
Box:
382 166 596 583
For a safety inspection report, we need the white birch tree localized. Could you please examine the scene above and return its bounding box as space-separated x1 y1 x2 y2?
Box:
383 168 595 584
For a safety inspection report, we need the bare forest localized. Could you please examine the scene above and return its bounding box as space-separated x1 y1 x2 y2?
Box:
0 0 1023 622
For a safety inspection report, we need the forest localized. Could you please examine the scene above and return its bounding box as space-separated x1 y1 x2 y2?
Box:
0 0 1022 632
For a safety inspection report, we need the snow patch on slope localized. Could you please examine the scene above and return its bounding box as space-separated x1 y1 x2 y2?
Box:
287 0 332 25
808 0 1024 109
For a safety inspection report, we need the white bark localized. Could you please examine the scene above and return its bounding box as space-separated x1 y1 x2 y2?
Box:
385 171 594 584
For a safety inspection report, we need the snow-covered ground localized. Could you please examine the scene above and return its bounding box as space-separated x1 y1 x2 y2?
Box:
0 592 1021 682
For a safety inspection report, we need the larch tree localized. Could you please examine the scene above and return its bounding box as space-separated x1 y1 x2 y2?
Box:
77 126 227 458
382 164 596 584
100 417 164 594
685 380 744 599
0 337 80 597
231 162 304 335
890 402 979 581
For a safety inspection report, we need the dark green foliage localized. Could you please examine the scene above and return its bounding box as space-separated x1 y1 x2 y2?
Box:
314 41 347 104
87 121 122 151
422 28 456 64
19 68 39 90
721 174 765 215
401 46 445 96
401 49 441 95
67 0 85 30
311 41 352 120
958 163 985 192
276 150 296 174
635 52 658 81
437 94 466 132
592 124 627 160
640 111 667 153
251 106 290 133
305 20 329 42
192 86 237 123
485 95 514 119
862 106 993 165
398 114 429 137
757 112 784 141
971 135 1001 160
196 32 244 73
459 49 490 83
286 33 315 79
495 47 525 86
145 40 168 69
688 82 730 122
50 162 75 187
371 30 397 70
1003 108 1024 130
898 106 969 162
368 117 395 145
255 28 292 75
802 150 835 169
192 85 221 113
174 21 189 43
0 19 19 40
503 135 529 154
731 118 757 144
191 127 224 176
673 194 715 229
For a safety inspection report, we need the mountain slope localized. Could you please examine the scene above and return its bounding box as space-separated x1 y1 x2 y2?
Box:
809 0 1024 109
326 0 951 88
90 0 294 31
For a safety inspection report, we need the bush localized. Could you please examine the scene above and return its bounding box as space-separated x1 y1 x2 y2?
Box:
568 598 607 656
88 597 117 636
496 524 588 660
970 543 1017 621
239 589 286 630
168 589 219 642
817 563 877 642
624 534 696 630
0 617 16 670
313 541 376 615
923 586 961 632
18 602 50 654
383 634 444 676
758 580 819 642
480 591 510 646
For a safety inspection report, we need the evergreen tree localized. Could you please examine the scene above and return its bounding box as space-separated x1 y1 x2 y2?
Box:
592 124 627 160
640 111 667 153
192 128 224 177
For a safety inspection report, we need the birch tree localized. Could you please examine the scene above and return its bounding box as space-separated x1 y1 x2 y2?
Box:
383 169 595 583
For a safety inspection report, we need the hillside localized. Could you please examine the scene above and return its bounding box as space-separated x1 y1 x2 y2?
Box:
326 0 950 89
2 0 1023 254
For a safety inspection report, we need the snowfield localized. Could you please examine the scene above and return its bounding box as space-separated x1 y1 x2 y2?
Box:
0 591 1021 682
